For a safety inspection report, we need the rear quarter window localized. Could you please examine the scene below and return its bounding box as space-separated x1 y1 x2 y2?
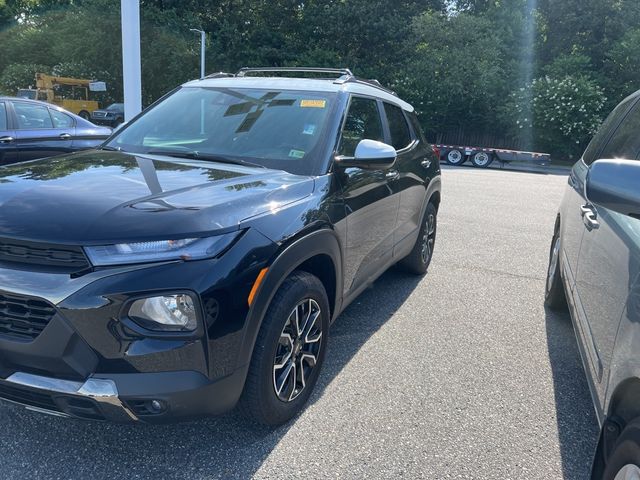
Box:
383 102 412 150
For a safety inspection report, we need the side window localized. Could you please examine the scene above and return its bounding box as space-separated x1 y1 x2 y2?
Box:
384 103 412 150
0 102 6 131
338 97 384 156
599 103 640 160
583 95 637 165
49 109 74 129
13 102 54 129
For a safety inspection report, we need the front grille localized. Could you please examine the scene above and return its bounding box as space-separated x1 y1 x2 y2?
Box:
0 293 57 340
0 238 90 270
92 112 107 118
0 382 60 412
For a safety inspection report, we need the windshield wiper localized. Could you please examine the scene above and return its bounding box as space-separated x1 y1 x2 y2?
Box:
145 150 266 169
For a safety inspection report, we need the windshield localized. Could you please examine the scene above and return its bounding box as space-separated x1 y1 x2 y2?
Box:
106 103 123 111
106 87 338 175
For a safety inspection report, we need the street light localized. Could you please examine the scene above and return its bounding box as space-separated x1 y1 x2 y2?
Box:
190 28 206 79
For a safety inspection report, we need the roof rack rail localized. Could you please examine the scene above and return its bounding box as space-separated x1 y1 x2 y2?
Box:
236 67 353 78
336 75 397 97
204 72 235 79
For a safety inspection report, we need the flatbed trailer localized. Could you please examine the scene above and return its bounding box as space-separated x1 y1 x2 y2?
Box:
435 144 551 168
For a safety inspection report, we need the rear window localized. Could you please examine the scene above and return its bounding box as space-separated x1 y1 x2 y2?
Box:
384 103 412 150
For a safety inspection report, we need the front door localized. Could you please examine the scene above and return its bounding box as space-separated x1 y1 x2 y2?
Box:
336 96 399 295
575 100 640 400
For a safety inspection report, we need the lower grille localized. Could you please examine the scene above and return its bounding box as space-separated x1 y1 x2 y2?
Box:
0 382 60 412
0 293 56 341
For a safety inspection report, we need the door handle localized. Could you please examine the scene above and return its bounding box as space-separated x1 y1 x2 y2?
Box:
385 169 399 180
0 136 14 143
581 204 600 230
59 133 72 140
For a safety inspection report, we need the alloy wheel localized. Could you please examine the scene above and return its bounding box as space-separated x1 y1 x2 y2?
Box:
547 236 560 292
421 212 436 265
273 298 323 402
614 464 640 480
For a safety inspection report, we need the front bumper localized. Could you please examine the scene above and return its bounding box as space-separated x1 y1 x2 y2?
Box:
0 229 276 422
0 367 248 423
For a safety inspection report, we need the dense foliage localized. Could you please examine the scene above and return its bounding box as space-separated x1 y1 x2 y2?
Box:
1 0 639 159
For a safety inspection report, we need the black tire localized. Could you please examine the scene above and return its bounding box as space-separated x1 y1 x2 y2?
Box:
239 271 329 425
599 419 640 480
445 149 465 166
78 110 90 120
399 202 437 275
470 151 494 168
544 225 567 310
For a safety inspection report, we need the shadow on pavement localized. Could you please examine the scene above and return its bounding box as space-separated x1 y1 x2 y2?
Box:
545 306 600 480
0 268 422 479
440 163 571 176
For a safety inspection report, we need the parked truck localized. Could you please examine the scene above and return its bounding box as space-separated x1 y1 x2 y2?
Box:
435 144 551 168
16 73 106 119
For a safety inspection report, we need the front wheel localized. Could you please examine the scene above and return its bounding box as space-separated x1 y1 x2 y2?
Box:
239 271 329 425
597 419 640 480
399 202 437 275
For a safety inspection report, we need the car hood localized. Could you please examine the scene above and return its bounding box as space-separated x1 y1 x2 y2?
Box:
0 150 315 244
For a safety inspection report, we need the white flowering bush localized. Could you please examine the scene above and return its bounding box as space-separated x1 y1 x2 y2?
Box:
508 76 607 159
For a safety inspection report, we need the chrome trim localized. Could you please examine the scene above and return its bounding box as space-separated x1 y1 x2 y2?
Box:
3 372 138 421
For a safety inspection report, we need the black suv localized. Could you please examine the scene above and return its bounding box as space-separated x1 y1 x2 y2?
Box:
545 89 640 478
0 68 441 425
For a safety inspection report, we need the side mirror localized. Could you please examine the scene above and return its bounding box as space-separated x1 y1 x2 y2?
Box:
586 159 640 218
335 139 397 170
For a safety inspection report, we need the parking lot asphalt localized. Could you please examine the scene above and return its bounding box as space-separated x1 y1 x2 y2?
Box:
0 165 599 479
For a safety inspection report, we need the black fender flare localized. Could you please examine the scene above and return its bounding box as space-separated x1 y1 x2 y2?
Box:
236 228 343 370
422 174 442 216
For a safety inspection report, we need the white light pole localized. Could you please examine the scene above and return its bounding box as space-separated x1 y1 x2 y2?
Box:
121 0 142 122
190 28 206 78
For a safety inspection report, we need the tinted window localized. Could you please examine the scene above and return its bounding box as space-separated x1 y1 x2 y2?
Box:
13 102 54 129
599 103 640 160
106 87 337 176
50 109 74 128
339 97 384 156
0 103 6 130
583 95 637 165
384 103 412 150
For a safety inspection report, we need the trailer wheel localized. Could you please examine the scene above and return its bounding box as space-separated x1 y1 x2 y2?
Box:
471 151 493 168
446 149 465 166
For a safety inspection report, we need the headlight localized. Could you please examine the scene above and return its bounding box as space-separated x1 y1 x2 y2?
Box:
128 294 197 331
84 232 239 266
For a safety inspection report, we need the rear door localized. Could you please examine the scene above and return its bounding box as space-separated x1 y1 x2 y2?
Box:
574 100 640 399
382 102 428 250
0 101 17 165
11 101 74 161
337 95 400 295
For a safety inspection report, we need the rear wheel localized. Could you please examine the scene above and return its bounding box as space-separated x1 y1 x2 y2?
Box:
471 151 493 168
446 149 465 166
545 227 567 310
399 202 437 275
78 110 90 120
239 271 329 425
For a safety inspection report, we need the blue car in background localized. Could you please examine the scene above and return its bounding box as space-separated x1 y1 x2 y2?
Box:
0 97 112 164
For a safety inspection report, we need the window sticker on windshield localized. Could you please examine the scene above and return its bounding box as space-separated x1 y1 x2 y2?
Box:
288 149 305 159
300 99 326 108
302 124 316 135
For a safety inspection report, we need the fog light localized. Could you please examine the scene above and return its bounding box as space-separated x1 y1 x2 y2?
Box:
128 294 197 331
150 400 163 412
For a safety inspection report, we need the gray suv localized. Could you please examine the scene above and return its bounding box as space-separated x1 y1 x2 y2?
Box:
545 90 640 479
